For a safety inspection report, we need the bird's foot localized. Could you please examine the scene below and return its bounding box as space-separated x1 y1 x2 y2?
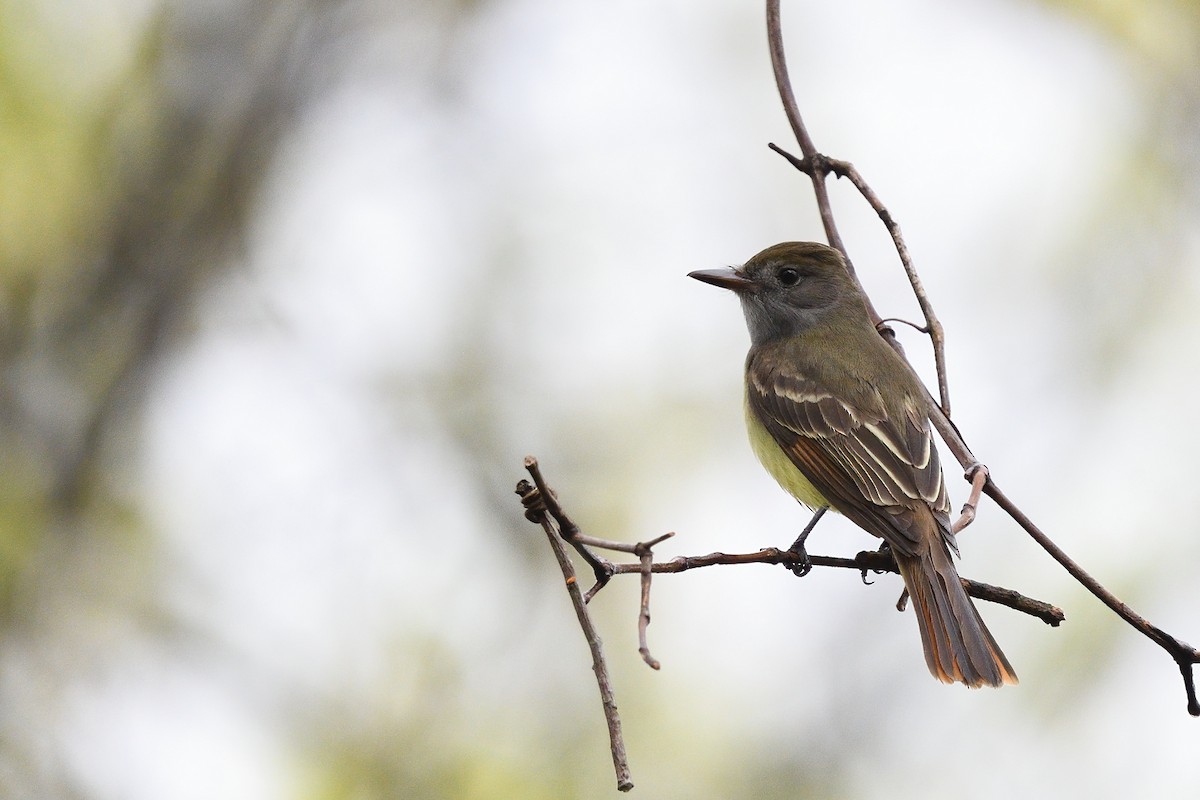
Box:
785 541 812 577
784 507 826 578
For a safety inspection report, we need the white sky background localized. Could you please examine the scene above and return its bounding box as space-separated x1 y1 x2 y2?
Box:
60 0 1200 797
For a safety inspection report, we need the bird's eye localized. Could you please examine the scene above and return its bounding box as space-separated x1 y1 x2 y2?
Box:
777 267 801 286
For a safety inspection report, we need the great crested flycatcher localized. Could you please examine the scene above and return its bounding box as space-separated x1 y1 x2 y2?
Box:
690 241 1016 688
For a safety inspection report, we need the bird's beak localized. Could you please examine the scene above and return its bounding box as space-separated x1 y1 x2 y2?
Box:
688 268 757 293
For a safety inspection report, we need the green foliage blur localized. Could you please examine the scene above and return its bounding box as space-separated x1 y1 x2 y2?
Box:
1 0 1198 798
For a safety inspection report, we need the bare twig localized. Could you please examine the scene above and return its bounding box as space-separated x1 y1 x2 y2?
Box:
605 545 1064 627
765 1 847 262
984 479 1200 715
516 459 634 792
952 463 989 534
827 154 951 414
514 457 1067 786
525 469 613 589
519 461 1065 625
633 533 672 669
636 543 660 670
765 1 950 413
766 143 953 416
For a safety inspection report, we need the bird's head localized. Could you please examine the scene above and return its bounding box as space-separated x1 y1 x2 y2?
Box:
689 242 862 346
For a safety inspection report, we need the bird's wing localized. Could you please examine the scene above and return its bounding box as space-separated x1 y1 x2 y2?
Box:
747 355 950 557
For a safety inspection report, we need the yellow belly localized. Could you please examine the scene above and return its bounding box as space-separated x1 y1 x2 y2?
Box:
744 392 830 509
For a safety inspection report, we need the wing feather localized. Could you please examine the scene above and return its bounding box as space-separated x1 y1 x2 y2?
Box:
747 352 950 556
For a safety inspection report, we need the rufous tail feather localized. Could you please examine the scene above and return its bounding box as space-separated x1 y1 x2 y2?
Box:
895 546 1017 688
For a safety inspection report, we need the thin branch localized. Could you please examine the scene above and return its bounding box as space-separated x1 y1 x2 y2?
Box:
765 0 847 263
879 317 930 334
525 468 613 590
636 543 660 670
519 460 1065 625
605 546 1064 627
765 1 950 413
826 155 952 414
984 479 1200 715
516 459 634 792
766 141 953 415
952 463 988 534
512 456 1068 785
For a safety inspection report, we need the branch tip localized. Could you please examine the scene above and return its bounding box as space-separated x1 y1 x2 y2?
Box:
1180 659 1199 717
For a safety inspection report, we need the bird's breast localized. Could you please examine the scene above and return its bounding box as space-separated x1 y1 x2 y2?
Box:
743 391 830 510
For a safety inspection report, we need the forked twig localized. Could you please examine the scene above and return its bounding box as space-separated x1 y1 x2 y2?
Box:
520 461 1064 614
952 463 989 534
516 459 634 792
767 142 952 414
515 457 1069 790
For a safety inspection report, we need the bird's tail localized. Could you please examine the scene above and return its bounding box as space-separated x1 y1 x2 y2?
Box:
895 544 1018 688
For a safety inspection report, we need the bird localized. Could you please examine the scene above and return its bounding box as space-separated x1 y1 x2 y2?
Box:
689 241 1016 687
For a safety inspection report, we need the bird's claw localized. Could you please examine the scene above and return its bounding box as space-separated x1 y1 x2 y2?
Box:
786 545 812 577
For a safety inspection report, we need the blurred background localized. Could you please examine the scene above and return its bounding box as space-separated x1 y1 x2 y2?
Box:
2 0 1199 797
